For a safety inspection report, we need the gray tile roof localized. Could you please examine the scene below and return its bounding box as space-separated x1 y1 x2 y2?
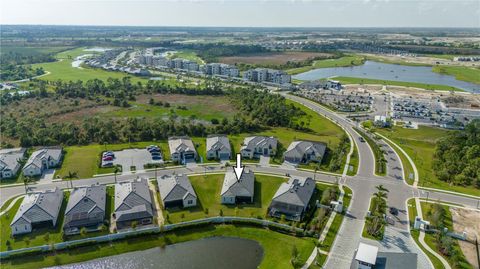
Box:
221 170 255 198
157 174 197 203
241 136 277 151
24 147 62 169
284 141 326 160
11 187 63 225
272 177 315 208
168 136 196 154
114 178 153 222
206 135 231 153
0 148 25 173
64 184 106 225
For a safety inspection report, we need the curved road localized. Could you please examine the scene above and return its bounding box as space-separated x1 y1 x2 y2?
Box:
1 93 478 269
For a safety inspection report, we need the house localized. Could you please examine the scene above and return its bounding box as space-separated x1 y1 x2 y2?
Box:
168 136 198 164
114 178 153 229
240 136 278 158
221 170 255 204
157 174 197 208
22 147 63 177
206 135 231 160
353 242 417 269
268 177 316 221
0 148 26 179
283 141 327 164
63 184 106 235
10 188 63 235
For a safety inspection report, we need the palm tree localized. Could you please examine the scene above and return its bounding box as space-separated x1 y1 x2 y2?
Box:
375 185 389 194
113 166 120 183
64 171 78 189
23 176 35 194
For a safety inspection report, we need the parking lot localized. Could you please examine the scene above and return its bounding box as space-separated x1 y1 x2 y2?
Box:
102 148 163 173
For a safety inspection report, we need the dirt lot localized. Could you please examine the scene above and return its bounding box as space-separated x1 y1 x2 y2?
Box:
219 51 333 65
450 207 480 269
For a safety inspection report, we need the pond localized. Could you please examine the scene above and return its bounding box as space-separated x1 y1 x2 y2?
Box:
293 61 480 93
48 237 264 269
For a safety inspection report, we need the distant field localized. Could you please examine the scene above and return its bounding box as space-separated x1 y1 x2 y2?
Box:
169 50 205 64
286 55 365 75
107 94 238 121
0 46 72 56
432 65 480 85
375 126 479 196
335 76 465 92
219 51 333 65
30 47 150 83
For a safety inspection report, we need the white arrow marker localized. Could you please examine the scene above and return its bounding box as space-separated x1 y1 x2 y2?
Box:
233 153 244 182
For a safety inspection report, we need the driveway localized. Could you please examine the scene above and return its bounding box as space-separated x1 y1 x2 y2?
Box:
110 149 161 173
38 169 55 184
259 155 270 167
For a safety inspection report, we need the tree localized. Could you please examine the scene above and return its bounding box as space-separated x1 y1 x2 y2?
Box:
80 227 87 237
113 165 120 183
64 171 78 189
131 221 138 230
23 176 35 194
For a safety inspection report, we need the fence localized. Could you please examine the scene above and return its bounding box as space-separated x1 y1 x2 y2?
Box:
1 216 309 259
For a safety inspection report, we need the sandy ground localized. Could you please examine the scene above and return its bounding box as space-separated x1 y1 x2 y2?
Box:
450 207 480 269
361 53 479 67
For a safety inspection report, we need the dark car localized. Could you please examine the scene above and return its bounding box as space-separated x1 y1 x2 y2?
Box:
389 207 398 216
359 137 365 142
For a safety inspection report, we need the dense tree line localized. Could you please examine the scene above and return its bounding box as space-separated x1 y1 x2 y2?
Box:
181 43 268 63
229 89 305 128
433 119 480 188
0 65 45 81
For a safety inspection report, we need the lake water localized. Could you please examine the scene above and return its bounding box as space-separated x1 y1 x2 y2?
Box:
293 61 480 93
48 237 264 269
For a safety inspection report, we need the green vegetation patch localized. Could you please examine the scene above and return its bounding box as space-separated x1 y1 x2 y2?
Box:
375 126 479 196
432 65 480 85
287 55 366 75
335 76 465 92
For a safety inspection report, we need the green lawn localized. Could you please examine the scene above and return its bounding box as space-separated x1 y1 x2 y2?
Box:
55 141 172 179
287 55 365 75
407 199 445 269
0 225 316 269
168 50 205 65
319 186 352 252
362 197 386 241
1 193 68 251
432 65 480 84
347 143 359 176
164 174 287 223
335 76 465 92
374 126 479 196
30 47 151 83
420 202 473 269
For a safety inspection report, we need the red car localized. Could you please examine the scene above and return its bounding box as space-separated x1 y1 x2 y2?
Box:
102 156 113 161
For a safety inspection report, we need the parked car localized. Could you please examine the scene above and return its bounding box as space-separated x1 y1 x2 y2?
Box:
389 207 398 216
148 147 160 153
151 151 161 156
359 137 365 143
102 162 113 167
103 156 113 161
152 155 162 160
147 145 159 152
103 151 115 157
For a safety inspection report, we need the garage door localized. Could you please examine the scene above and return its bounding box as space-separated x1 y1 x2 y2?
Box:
219 153 230 160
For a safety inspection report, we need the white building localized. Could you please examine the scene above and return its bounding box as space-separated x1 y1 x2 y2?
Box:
23 148 63 177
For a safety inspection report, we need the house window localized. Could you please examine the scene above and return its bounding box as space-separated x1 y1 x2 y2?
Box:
187 200 193 205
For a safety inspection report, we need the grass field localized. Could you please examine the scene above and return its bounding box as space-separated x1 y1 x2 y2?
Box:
407 199 444 269
164 174 287 223
168 50 205 64
30 47 151 83
374 126 479 196
335 76 465 92
287 55 365 75
219 51 333 66
0 225 316 269
107 94 238 121
420 202 472 269
319 186 352 252
432 65 480 85
347 145 359 176
0 46 73 56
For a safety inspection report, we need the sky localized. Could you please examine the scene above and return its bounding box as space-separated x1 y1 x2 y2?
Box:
1 0 479 28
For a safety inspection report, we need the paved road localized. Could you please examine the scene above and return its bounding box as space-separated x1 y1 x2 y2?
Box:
1 93 478 269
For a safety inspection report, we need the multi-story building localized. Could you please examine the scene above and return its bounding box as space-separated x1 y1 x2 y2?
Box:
243 68 291 85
